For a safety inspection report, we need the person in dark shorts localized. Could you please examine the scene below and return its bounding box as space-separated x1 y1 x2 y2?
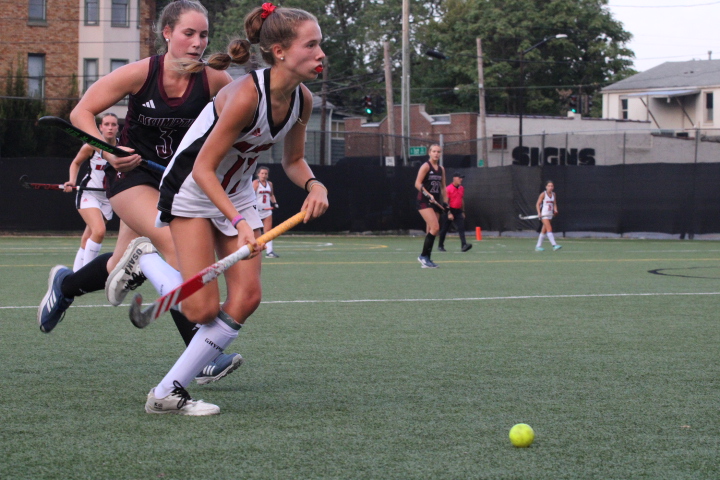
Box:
414 144 448 268
37 0 243 386
438 171 472 253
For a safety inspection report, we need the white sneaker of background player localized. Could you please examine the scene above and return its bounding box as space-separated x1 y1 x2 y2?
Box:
105 237 157 306
145 382 220 416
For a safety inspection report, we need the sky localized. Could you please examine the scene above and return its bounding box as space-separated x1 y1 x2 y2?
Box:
606 0 720 72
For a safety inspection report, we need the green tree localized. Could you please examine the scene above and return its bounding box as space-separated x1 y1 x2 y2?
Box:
0 59 45 157
211 0 441 115
415 0 636 116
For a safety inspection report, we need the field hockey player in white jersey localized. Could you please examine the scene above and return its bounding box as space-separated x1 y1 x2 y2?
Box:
253 166 280 257
37 0 245 386
145 3 328 415
535 180 562 251
65 112 118 271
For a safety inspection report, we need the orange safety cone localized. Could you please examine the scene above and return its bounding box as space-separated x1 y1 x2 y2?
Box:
476 227 482 241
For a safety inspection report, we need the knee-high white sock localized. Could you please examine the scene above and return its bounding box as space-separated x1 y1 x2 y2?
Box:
536 234 545 248
547 232 557 246
154 311 241 398
83 240 102 266
73 248 85 271
139 253 183 295
266 240 274 253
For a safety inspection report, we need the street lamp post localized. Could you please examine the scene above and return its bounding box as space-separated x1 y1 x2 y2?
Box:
518 34 567 149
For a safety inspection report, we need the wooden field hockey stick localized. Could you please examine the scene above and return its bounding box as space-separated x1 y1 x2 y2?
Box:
38 116 166 174
19 175 105 192
129 211 306 328
422 190 446 211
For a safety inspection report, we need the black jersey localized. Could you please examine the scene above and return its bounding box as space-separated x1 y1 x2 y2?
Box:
416 161 444 203
119 54 210 167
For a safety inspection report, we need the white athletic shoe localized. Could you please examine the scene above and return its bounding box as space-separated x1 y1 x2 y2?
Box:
106 237 157 306
145 381 220 416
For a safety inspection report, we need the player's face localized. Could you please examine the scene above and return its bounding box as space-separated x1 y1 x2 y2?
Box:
454 176 463 186
258 169 269 182
429 146 442 161
282 21 324 80
546 182 554 193
99 117 119 141
165 10 209 61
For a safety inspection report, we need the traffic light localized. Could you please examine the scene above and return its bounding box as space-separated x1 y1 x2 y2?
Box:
363 95 373 115
569 95 578 113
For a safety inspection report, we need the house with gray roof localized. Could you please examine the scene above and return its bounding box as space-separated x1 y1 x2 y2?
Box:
602 59 720 137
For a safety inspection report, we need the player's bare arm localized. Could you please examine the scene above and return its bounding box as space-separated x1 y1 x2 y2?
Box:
71 61 150 171
282 86 328 222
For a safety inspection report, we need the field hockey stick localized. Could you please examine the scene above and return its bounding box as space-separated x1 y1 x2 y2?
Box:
38 116 166 174
129 211 306 328
19 175 105 192
422 190 446 211
519 214 539 220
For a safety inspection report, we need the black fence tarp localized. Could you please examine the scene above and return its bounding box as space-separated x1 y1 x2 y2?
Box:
2 158 720 235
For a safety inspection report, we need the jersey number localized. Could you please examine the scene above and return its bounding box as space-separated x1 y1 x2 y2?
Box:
156 127 175 160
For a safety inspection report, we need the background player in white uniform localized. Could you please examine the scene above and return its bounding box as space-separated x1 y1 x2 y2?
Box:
535 180 562 251
145 3 328 415
253 166 280 257
64 112 118 271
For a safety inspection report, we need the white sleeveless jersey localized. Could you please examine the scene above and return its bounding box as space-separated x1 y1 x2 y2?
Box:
256 180 273 211
541 191 555 217
157 69 304 221
79 149 108 190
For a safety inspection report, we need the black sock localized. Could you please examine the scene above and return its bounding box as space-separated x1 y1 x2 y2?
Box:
170 309 199 346
421 233 436 257
61 253 112 297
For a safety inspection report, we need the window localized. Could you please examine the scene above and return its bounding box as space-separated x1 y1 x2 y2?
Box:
111 59 129 105
331 120 345 139
137 0 142 28
706 92 714 123
83 59 98 92
621 98 629 120
111 0 129 27
85 0 99 25
492 134 507 150
28 54 45 98
28 0 46 22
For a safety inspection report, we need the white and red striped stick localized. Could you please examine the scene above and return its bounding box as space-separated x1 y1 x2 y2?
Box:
129 211 305 328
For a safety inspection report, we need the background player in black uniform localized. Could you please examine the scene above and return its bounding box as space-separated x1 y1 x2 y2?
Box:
414 144 448 268
37 0 242 385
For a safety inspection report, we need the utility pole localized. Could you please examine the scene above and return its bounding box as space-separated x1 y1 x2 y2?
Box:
477 38 488 167
384 41 396 162
319 57 328 166
401 0 410 165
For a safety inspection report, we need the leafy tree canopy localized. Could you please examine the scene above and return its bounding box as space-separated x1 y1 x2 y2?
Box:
204 0 635 118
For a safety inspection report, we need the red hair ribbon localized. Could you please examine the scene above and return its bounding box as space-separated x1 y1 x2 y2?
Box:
260 2 276 18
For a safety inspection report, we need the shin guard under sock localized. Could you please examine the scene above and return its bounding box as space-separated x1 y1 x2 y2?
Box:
421 233 436 257
61 252 112 297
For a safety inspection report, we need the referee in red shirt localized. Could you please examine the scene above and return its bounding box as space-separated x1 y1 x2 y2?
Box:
438 172 472 252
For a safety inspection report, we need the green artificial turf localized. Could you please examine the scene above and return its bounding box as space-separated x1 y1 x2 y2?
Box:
1 235 718 479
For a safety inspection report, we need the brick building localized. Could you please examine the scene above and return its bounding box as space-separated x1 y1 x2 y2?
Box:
1 0 155 117
344 104 478 160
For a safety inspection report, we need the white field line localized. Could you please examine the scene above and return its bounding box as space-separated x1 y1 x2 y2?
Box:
4 291 720 310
